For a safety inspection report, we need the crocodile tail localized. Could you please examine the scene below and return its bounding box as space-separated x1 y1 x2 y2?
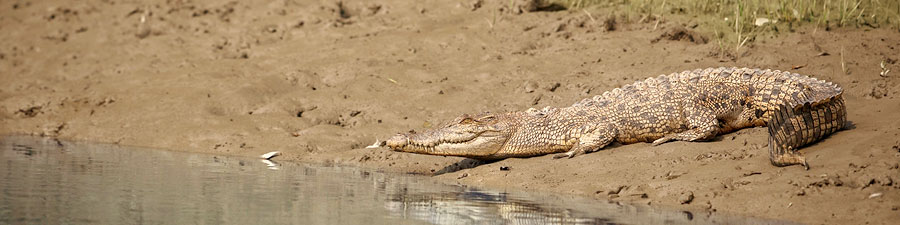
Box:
767 92 847 168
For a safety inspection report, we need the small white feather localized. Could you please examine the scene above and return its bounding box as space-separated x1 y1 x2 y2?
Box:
365 140 382 149
868 192 883 199
260 151 281 159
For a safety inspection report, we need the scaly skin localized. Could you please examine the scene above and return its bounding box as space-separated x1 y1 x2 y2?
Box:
385 67 846 168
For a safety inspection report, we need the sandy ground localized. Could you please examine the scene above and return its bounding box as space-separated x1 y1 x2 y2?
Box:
1 0 899 224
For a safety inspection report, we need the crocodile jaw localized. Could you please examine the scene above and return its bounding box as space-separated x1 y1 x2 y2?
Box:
386 131 506 158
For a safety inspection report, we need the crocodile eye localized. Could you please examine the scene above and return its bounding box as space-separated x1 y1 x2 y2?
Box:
476 115 495 122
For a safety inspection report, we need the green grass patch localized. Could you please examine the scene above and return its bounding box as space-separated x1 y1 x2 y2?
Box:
551 0 900 55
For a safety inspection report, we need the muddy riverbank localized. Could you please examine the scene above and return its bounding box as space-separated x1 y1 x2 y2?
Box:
2 1 899 224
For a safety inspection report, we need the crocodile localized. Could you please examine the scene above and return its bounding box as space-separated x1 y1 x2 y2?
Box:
385 67 847 168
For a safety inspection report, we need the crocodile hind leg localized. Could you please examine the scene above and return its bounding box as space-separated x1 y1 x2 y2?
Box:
769 136 809 169
553 127 615 159
652 107 719 146
766 97 846 170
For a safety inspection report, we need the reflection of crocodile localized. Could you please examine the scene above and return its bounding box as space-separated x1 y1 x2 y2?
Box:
382 188 801 225
384 191 610 224
386 68 846 168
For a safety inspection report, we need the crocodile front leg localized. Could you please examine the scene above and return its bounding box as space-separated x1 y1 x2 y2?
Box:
652 106 719 146
553 126 616 158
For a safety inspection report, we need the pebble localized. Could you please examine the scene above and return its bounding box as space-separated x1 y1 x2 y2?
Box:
679 191 694 204
545 82 560 92
523 81 539 93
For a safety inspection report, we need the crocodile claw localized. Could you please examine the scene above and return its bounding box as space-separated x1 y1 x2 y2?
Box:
553 151 577 159
651 137 671 146
801 158 810 170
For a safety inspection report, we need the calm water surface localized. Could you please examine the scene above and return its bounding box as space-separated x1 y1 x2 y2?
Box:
0 136 795 224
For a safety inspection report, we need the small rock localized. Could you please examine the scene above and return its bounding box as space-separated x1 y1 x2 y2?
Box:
859 176 877 189
468 0 483 11
881 176 894 186
679 191 694 204
665 171 685 180
754 18 774 26
457 173 469 179
509 0 543 14
135 9 152 39
523 81 539 93
545 82 560 92
830 177 844 186
531 94 543 105
499 166 510 171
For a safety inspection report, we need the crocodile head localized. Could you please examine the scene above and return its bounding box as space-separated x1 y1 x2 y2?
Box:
385 112 516 159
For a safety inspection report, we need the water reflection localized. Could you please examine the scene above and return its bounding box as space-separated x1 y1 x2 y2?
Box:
379 179 793 225
0 136 795 225
385 191 614 224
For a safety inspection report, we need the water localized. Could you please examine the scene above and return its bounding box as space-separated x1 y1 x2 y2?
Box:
0 136 796 224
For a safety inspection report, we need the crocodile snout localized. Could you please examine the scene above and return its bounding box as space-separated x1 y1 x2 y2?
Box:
385 134 409 150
